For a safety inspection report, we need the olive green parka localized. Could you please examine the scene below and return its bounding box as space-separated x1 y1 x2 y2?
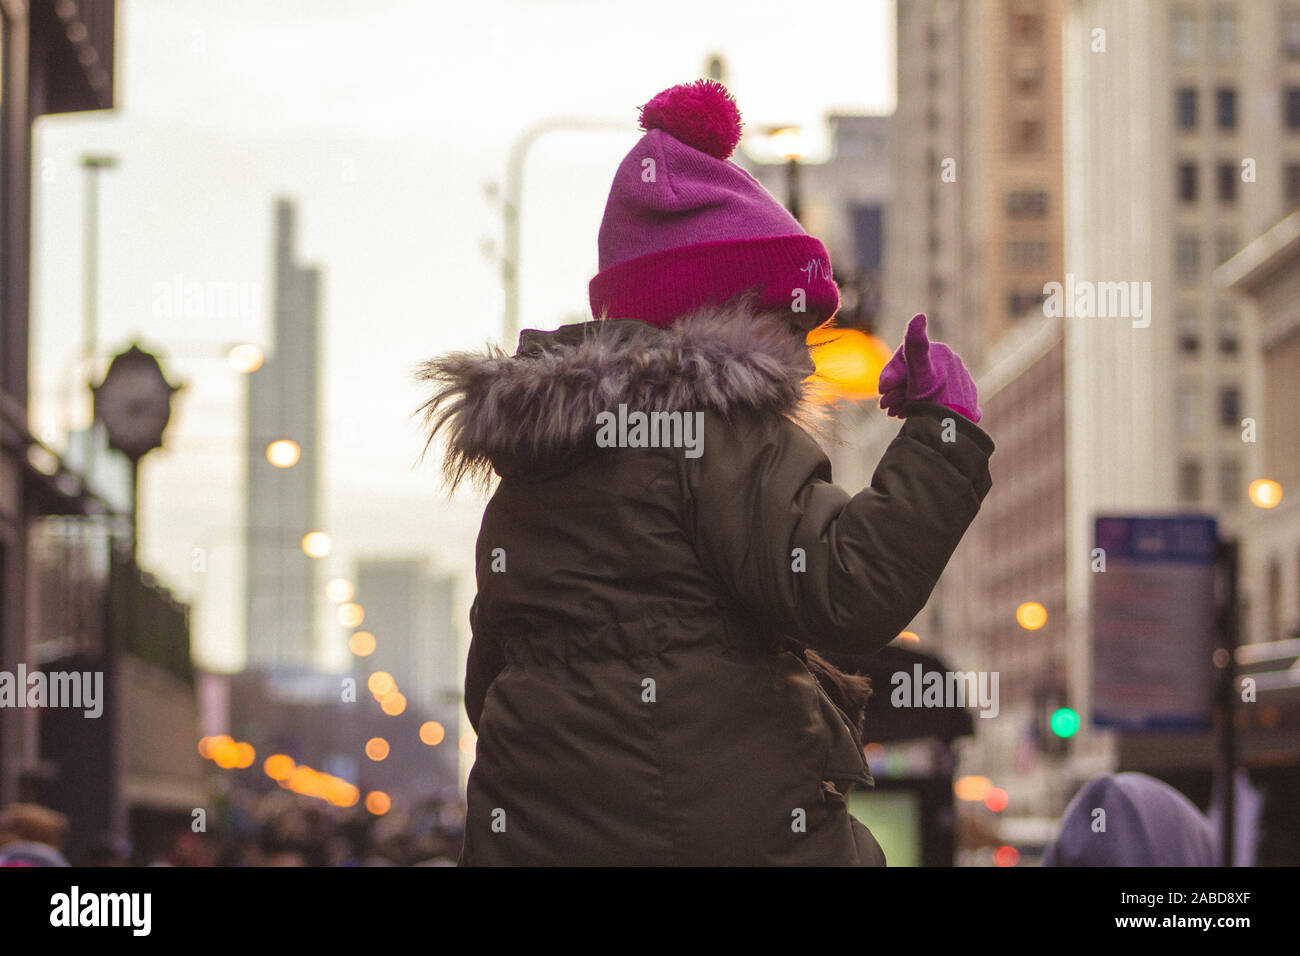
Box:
418 297 994 866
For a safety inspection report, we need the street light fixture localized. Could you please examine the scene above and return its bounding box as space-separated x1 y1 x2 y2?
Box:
1248 478 1282 509
758 125 807 222
501 117 637 345
265 439 300 469
1016 601 1048 630
326 578 354 603
227 344 264 373
301 531 332 558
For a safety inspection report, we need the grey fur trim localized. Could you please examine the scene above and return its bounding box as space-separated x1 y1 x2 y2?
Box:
415 295 835 491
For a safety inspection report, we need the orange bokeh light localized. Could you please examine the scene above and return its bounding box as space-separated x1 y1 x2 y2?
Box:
1016 601 1048 630
348 631 376 657
264 754 294 781
1249 478 1283 509
954 775 993 802
805 325 894 404
419 721 445 746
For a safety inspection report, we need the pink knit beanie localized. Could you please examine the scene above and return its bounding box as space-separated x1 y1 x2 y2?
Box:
589 80 840 329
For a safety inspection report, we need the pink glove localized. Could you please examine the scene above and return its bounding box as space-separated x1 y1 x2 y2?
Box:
877 314 981 423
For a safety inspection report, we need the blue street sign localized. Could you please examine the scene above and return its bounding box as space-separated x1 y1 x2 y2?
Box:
1092 515 1219 732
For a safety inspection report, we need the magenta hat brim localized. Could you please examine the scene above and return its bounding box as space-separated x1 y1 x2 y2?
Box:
589 234 840 329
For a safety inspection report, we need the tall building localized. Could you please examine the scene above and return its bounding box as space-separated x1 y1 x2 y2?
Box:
245 199 322 670
868 0 1072 823
1 0 120 809
1216 213 1300 864
353 557 461 721
1219 214 1300 647
1060 0 1300 805
882 0 1066 367
738 113 893 485
875 0 1291 831
740 114 892 324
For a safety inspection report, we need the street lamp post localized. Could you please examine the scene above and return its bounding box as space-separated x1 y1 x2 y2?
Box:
758 126 806 224
91 343 182 558
80 154 117 488
501 118 636 346
786 156 801 223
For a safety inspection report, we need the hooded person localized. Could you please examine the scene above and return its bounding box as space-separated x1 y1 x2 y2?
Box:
1041 772 1218 867
418 79 994 866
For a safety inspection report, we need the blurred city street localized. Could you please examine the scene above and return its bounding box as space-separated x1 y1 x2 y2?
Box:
0 0 1297 883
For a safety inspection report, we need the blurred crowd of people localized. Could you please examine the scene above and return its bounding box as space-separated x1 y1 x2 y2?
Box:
2 771 1225 866
0 786 466 867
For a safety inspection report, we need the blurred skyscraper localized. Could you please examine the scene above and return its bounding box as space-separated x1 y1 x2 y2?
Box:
354 558 461 724
738 112 893 471
867 0 1295 840
860 0 1072 825
245 199 322 670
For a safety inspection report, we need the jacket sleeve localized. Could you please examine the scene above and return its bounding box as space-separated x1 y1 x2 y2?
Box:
681 400 994 657
463 595 504 735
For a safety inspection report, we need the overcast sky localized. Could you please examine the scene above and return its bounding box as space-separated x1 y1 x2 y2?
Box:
30 0 894 673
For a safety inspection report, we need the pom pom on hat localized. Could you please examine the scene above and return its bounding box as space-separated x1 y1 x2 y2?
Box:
639 79 743 160
591 78 839 328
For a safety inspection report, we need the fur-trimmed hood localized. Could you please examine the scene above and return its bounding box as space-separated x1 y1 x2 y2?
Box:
416 297 830 489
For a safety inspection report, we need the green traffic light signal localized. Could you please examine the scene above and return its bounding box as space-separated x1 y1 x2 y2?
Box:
1050 707 1080 738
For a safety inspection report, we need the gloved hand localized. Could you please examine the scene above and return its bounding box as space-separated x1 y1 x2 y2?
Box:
877 313 981 423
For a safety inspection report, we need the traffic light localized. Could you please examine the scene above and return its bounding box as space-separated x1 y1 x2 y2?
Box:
1034 685 1074 756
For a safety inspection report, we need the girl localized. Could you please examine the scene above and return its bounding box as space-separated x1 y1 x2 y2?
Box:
418 80 993 865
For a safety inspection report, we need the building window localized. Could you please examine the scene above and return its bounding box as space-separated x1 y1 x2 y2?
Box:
1178 312 1201 354
1179 459 1203 503
1286 87 1300 129
1173 8 1198 60
1218 386 1241 426
1177 87 1198 129
1012 11 1041 41
1008 290 1045 318
1220 458 1241 507
1013 119 1043 152
1176 235 1201 278
1178 162 1198 202
1006 189 1048 217
1220 326 1240 355
1213 7 1236 60
1219 307 1240 354
1284 5 1300 59
1286 164 1300 207
1014 66 1040 96
1007 240 1049 269
1218 163 1237 202
1216 87 1237 129
1178 383 1201 436
1216 233 1239 266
